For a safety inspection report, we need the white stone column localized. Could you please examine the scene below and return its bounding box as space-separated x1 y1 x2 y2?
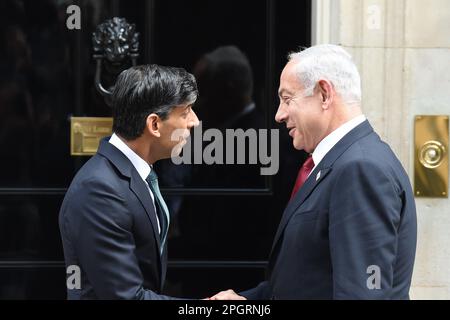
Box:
312 0 450 299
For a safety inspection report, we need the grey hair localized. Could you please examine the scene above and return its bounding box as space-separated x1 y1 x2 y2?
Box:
288 44 361 105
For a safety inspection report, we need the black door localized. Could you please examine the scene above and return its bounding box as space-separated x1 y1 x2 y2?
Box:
0 0 310 299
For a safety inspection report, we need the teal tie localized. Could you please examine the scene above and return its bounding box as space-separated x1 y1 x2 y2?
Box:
146 170 170 255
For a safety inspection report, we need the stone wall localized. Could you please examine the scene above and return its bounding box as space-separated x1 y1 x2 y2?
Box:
312 0 450 299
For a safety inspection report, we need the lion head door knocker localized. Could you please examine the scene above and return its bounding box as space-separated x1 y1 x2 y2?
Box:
70 18 140 156
92 17 140 105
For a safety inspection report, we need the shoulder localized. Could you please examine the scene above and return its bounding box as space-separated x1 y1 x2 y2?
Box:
70 154 128 193
331 137 406 195
61 154 130 218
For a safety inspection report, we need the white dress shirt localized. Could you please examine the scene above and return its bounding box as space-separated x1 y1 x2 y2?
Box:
311 115 367 174
109 133 161 233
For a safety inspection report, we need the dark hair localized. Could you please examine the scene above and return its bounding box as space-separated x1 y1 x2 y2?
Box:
111 64 198 140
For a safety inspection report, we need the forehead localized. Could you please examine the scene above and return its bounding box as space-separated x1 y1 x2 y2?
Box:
279 61 303 95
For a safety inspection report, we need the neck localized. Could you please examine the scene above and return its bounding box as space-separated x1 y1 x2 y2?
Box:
117 134 159 165
327 102 362 134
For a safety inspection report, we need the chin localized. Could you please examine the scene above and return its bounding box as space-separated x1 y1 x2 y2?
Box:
292 139 305 151
170 143 184 158
293 144 305 151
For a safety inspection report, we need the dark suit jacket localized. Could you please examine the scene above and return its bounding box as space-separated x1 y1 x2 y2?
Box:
59 138 174 299
241 121 417 299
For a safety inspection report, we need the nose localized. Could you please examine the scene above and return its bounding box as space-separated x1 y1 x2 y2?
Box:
275 103 287 123
189 109 200 128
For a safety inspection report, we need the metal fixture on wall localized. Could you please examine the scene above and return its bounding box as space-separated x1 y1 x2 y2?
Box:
414 115 449 198
71 17 140 156
92 17 140 104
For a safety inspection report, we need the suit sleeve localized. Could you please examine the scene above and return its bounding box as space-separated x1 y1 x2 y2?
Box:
64 179 176 300
239 281 271 300
329 160 402 299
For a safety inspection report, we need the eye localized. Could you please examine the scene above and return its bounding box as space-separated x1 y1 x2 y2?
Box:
182 108 191 118
281 96 292 105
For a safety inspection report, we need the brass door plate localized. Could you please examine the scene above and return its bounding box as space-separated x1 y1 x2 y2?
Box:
71 117 113 156
414 115 449 198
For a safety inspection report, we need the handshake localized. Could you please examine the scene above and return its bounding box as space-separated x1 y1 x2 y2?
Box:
205 289 247 300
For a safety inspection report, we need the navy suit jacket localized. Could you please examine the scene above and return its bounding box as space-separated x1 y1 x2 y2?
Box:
59 138 175 299
241 121 417 299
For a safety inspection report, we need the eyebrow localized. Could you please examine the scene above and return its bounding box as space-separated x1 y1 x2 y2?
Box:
183 105 192 111
278 89 294 97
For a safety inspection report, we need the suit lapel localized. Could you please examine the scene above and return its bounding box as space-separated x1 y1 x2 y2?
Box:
129 170 162 251
129 171 164 287
269 120 375 257
160 249 168 292
97 138 163 283
270 165 332 255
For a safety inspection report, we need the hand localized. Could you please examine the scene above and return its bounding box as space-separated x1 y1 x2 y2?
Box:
209 289 247 300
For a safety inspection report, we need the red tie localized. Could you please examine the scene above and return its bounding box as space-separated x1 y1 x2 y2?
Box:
290 155 315 200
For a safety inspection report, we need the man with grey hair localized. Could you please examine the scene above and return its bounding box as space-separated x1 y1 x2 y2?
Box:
211 44 417 300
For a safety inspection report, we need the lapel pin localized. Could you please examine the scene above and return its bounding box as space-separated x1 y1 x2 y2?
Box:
316 170 321 181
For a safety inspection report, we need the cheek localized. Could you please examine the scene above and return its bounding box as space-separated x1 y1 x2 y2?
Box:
290 110 304 129
174 117 188 129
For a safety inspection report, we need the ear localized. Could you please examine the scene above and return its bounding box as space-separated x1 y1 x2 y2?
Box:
317 79 334 109
146 114 161 138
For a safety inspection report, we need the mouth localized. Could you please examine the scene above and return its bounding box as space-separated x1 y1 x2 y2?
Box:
179 133 191 146
288 127 296 137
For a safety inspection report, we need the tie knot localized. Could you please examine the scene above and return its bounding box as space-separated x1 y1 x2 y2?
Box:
146 169 158 183
303 155 315 170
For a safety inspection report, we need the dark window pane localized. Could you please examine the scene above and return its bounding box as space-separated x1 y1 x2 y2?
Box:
0 267 65 299
0 0 76 187
0 195 64 261
153 0 268 189
167 194 277 260
164 266 266 298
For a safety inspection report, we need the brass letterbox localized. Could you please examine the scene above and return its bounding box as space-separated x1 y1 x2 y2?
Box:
71 117 113 156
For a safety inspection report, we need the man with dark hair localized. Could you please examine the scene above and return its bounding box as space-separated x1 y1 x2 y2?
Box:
59 64 199 299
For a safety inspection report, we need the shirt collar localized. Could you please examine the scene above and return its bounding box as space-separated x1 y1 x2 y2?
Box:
109 133 151 181
312 114 366 168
